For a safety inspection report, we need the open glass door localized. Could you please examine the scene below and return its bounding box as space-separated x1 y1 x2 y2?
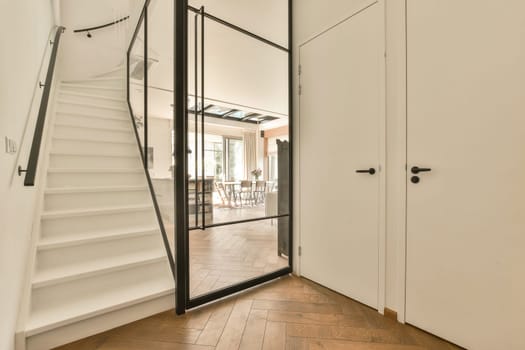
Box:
179 1 292 310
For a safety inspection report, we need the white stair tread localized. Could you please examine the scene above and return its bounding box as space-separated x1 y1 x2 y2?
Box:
54 122 132 133
59 91 126 102
38 226 160 250
56 110 129 122
45 185 148 194
26 281 174 336
41 204 153 219
60 83 124 91
47 168 144 174
33 252 167 289
57 100 128 112
53 136 136 145
50 151 137 158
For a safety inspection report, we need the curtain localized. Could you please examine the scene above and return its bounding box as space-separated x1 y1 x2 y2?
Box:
243 132 257 179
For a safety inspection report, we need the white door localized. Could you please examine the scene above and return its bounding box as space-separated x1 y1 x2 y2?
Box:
406 1 525 349
299 2 385 309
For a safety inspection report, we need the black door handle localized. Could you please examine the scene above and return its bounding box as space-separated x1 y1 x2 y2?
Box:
356 168 376 175
411 166 432 174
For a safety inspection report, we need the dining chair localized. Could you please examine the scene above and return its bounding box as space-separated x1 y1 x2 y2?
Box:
254 180 266 204
215 182 229 207
237 180 254 207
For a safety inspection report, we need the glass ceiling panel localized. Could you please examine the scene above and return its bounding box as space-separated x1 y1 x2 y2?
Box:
204 105 233 116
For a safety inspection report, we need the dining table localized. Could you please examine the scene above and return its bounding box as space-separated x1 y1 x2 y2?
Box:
221 180 274 207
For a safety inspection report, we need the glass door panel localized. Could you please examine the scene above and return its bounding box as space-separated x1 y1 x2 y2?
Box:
184 2 292 304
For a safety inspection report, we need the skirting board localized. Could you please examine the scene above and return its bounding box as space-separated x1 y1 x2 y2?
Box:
384 307 398 321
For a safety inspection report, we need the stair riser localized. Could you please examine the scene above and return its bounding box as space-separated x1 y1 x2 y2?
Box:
52 139 138 157
49 154 141 169
58 93 125 109
57 102 128 118
41 209 158 239
44 190 151 211
53 125 135 143
35 235 164 276
31 261 171 315
63 79 125 88
47 172 146 188
55 114 130 129
60 85 125 99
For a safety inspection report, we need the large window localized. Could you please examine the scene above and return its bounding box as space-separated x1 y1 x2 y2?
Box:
188 133 243 182
188 132 224 179
204 136 224 180
225 137 244 181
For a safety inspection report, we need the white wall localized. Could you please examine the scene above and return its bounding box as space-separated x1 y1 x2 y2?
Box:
293 0 407 316
188 0 287 48
0 1 56 349
58 0 141 80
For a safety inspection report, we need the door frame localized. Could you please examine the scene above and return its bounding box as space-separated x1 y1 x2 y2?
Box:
296 0 387 314
175 0 294 314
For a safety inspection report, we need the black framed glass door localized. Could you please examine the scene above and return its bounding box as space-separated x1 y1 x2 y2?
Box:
176 1 293 312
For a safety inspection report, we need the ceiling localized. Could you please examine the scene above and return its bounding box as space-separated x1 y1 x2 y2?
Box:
60 0 289 128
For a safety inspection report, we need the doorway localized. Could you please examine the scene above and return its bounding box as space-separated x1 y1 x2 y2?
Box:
405 1 525 348
298 1 386 310
177 1 293 312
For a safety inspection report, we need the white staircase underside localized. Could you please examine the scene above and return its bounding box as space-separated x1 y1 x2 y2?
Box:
21 69 174 350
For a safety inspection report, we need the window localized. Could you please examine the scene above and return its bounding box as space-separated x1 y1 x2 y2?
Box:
188 133 224 180
204 138 223 180
225 137 244 181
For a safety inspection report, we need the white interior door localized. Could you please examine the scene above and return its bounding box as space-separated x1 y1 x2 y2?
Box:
299 2 384 309
406 1 525 349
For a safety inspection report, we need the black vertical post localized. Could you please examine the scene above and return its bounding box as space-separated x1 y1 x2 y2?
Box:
144 7 149 169
194 13 199 228
287 0 293 271
126 51 130 103
200 6 206 229
175 0 189 315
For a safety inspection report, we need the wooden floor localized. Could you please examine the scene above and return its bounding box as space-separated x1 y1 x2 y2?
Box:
55 276 460 350
166 206 289 297
190 215 288 297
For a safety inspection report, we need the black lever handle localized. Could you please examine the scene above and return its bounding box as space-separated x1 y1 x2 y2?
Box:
411 166 432 174
356 168 376 175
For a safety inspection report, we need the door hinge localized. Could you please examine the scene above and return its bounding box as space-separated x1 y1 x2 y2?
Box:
298 64 302 75
298 85 302 95
298 246 302 256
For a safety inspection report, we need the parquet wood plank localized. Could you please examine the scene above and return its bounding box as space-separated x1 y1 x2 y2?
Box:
55 276 460 350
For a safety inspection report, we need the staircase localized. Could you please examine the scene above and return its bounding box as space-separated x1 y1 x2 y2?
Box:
21 70 175 350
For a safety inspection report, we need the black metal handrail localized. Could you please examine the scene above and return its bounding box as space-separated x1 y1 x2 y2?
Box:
18 26 65 186
74 16 129 37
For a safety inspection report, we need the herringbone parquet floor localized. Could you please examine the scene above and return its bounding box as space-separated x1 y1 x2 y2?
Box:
55 276 461 350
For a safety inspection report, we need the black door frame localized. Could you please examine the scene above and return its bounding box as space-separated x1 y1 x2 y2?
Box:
175 0 293 314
